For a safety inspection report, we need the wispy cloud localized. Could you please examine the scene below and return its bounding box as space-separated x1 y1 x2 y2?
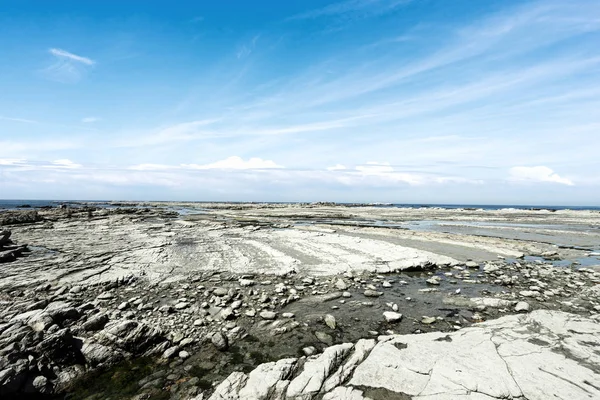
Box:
236 35 260 59
49 48 95 65
0 116 38 124
509 166 574 186
288 0 411 21
81 117 100 123
184 156 282 170
41 48 96 83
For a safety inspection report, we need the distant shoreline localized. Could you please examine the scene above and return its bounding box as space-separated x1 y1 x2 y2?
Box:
1 199 599 211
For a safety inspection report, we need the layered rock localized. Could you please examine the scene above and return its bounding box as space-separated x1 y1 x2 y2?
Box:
200 310 600 400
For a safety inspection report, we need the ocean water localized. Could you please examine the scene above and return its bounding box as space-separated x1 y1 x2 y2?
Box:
0 199 598 211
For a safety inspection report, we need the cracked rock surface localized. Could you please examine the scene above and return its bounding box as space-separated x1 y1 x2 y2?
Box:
201 310 600 400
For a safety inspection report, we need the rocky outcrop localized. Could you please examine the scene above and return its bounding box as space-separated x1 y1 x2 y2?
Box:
0 230 28 263
0 211 42 226
200 310 600 400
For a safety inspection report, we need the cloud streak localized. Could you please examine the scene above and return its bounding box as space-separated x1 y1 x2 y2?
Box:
49 48 95 65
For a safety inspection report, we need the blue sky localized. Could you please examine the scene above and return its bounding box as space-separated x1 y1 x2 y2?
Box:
1 0 599 204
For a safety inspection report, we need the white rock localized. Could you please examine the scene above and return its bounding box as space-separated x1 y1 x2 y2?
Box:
324 314 336 329
515 301 530 312
383 312 403 323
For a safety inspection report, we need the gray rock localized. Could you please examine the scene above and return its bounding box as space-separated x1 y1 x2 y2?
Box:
206 311 600 400
335 279 348 290
162 346 180 359
315 331 333 345
82 313 109 332
28 313 54 332
211 332 228 351
259 311 277 320
213 288 229 296
363 290 382 297
324 314 336 329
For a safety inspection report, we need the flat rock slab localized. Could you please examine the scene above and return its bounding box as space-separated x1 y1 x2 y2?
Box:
200 310 600 400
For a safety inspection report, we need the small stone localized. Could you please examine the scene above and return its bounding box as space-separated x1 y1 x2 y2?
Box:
117 302 129 310
335 279 348 290
211 332 228 351
179 351 190 359
303 346 317 356
324 314 336 329
163 346 180 359
32 375 49 391
245 308 256 317
515 301 530 313
282 312 295 318
213 288 229 296
342 291 352 298
383 312 403 323
315 331 333 345
382 281 392 288
364 289 382 297
466 261 479 268
259 311 277 320
421 316 436 324
426 277 441 285
175 302 189 310
239 279 255 287
159 305 174 314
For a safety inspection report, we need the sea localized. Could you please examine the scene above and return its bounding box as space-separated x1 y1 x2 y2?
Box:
0 199 599 211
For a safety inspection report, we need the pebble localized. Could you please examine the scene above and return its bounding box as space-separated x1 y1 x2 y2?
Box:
324 314 337 329
259 310 277 320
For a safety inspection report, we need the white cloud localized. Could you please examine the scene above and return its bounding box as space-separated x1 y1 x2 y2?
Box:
289 0 411 21
42 48 96 83
0 116 38 124
183 156 282 170
129 164 176 171
50 159 82 169
81 117 100 123
327 164 347 171
355 162 395 174
49 48 95 65
509 166 574 185
0 158 26 166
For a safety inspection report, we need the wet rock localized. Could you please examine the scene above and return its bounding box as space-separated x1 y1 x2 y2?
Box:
421 316 436 324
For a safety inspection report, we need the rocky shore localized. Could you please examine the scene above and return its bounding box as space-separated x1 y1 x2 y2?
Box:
0 204 599 399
